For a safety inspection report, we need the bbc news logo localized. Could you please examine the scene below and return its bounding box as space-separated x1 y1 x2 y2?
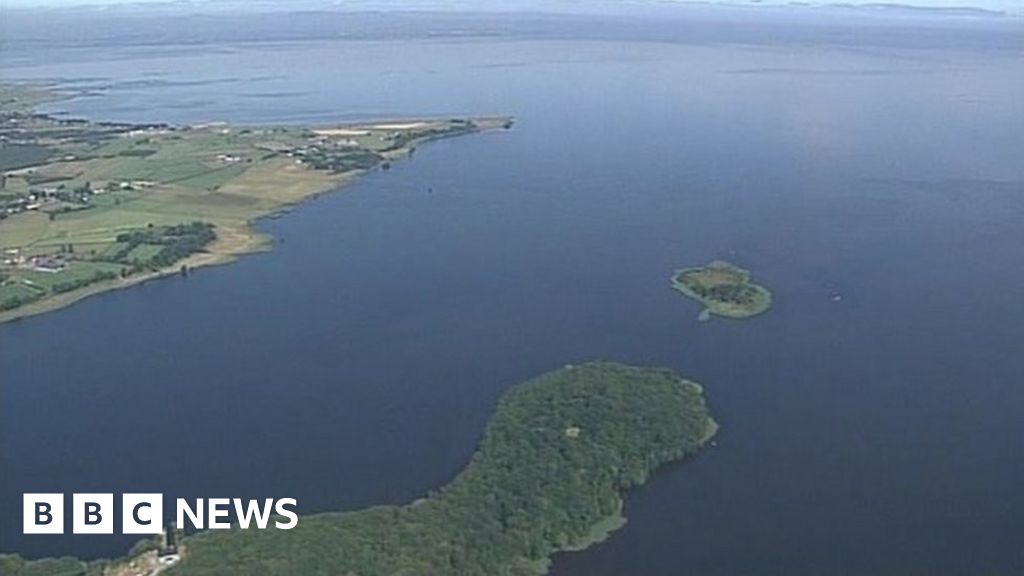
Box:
24 494 298 534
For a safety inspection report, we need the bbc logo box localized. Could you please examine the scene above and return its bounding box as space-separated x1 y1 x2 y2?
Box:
24 493 163 535
22 494 63 535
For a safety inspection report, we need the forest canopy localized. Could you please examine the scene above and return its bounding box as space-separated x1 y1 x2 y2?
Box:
170 362 716 576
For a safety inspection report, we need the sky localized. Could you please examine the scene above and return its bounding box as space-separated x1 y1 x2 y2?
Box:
1 0 1020 10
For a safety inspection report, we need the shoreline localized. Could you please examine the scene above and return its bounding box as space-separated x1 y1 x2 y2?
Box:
0 223 266 325
670 261 772 319
0 117 511 326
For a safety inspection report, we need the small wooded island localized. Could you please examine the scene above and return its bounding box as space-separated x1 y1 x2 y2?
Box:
672 260 772 319
0 362 717 576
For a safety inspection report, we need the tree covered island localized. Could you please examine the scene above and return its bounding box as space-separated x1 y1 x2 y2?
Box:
671 260 772 319
0 83 512 323
0 362 717 576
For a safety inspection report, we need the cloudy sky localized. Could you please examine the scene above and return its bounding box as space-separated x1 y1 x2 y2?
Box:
1 0 1020 10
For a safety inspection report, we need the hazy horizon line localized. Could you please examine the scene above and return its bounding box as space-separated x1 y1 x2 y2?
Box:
2 0 1021 16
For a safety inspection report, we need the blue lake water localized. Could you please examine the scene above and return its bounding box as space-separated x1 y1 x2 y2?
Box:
1 10 1023 574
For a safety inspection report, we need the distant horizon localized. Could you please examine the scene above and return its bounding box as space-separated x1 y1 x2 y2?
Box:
1 0 1021 13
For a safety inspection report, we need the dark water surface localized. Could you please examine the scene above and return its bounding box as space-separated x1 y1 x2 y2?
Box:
1 12 1023 575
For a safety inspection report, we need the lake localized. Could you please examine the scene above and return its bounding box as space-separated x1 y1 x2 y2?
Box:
1 8 1022 574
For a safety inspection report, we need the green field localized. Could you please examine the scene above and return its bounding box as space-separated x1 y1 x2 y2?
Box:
17 261 122 290
0 260 128 311
123 243 164 263
0 281 44 305
0 223 214 313
0 144 53 171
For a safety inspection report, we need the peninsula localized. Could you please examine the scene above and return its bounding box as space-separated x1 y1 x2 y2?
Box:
671 259 772 319
0 84 511 323
0 361 717 576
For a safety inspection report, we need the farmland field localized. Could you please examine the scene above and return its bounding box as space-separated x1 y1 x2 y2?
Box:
0 83 510 322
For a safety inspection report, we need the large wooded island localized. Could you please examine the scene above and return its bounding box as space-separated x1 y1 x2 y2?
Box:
0 84 511 323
